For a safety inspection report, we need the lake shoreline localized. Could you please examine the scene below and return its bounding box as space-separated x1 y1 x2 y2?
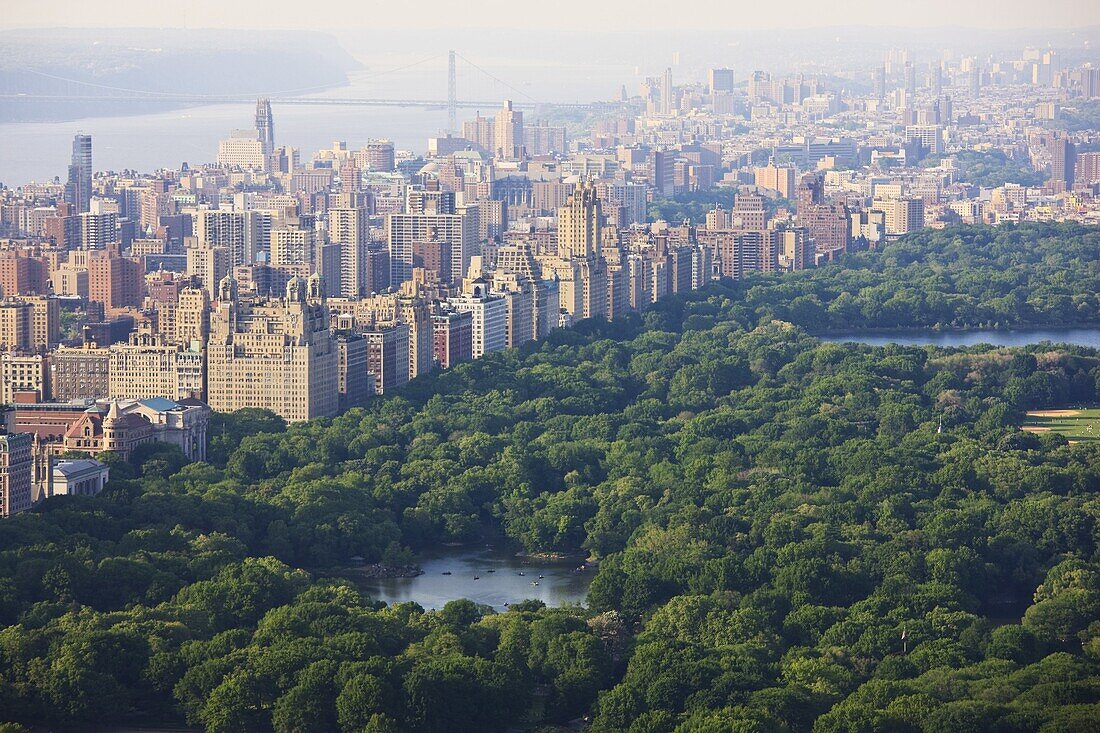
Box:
345 545 594 611
815 323 1100 336
817 326 1100 350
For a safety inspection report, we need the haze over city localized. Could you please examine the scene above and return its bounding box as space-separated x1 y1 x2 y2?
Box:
3 0 1100 30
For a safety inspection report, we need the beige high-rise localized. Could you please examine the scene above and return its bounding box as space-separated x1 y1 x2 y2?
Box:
206 274 337 422
557 184 602 260
494 100 524 161
328 207 369 298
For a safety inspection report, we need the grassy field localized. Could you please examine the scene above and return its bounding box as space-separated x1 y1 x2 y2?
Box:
1021 408 1100 443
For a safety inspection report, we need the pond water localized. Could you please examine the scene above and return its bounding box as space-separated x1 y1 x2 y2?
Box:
346 546 594 612
819 327 1100 349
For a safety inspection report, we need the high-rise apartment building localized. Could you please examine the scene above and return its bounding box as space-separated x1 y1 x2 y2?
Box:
193 210 264 268
270 227 318 271
0 432 34 518
386 208 475 286
800 204 852 256
754 164 797 199
0 300 33 350
3 295 61 348
448 281 506 360
328 207 370 298
431 310 473 369
80 212 118 250
0 252 49 297
359 140 396 172
88 254 144 311
557 184 602 260
206 275 337 422
905 125 945 156
494 100 524 160
872 66 886 100
187 244 232 298
50 347 111 401
176 286 210 346
775 227 816 271
217 130 268 170
731 193 768 230
661 68 674 115
335 334 372 411
109 334 205 402
462 113 495 152
874 197 925 235
1 353 49 404
709 68 735 95
1075 151 1100 186
1050 137 1076 193
931 63 944 96
363 323 410 394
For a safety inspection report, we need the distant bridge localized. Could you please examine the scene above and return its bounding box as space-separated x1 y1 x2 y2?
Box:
4 51 634 127
0 94 625 113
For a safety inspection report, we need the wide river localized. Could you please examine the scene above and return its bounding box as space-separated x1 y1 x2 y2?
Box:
348 546 593 612
820 327 1100 349
0 53 629 185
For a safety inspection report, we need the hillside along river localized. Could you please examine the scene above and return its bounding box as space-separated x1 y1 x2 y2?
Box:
820 328 1100 349
345 546 593 611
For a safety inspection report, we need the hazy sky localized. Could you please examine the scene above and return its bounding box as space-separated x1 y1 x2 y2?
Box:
2 0 1099 31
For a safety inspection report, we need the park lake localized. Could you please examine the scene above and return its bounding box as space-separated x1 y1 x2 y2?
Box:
342 546 594 611
819 327 1100 349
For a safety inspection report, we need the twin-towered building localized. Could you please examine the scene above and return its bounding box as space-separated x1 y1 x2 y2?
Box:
206 273 338 421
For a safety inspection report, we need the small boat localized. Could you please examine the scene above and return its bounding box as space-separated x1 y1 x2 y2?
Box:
517 572 525 576
441 571 452 575
474 576 480 580
486 569 496 573
531 581 539 586
538 575 544 579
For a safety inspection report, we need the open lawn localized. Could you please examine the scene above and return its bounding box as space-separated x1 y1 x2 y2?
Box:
1021 408 1100 443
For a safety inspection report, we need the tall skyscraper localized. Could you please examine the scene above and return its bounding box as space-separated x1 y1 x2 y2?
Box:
255 98 275 156
903 62 917 98
872 66 886 100
494 100 524 160
329 207 370 297
1050 136 1076 194
968 65 981 98
66 134 93 214
661 67 674 115
557 184 602 260
931 63 944 96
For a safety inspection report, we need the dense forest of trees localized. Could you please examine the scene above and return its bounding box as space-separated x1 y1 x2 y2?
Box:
1 221 1099 732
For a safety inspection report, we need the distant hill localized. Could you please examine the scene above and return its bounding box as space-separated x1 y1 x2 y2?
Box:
0 28 361 122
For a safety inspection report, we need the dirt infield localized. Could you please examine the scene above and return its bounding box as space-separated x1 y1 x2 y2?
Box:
1026 409 1083 417
1021 407 1100 443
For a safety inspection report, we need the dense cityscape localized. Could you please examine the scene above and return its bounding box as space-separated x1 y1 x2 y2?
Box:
1 46 1098 513
1 12 1100 732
